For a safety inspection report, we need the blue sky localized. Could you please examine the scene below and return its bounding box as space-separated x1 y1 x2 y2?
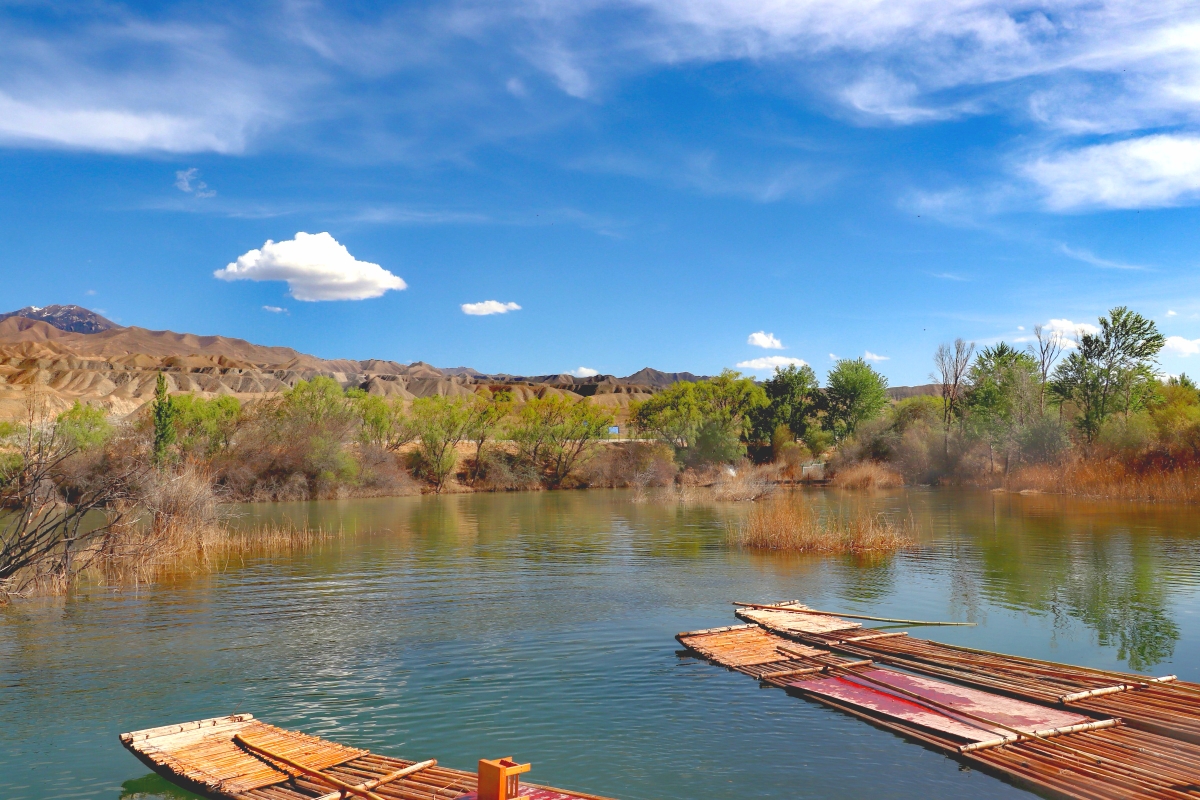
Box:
2 1 1200 384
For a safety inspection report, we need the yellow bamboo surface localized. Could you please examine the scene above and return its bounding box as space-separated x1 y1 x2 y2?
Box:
735 602 862 637
121 715 366 794
121 715 619 800
677 625 826 667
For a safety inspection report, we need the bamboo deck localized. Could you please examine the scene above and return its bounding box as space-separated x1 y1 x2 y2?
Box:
120 715 614 800
678 623 1200 800
736 602 1200 744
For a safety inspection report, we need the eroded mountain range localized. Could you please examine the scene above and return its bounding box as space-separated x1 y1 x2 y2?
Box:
0 306 696 418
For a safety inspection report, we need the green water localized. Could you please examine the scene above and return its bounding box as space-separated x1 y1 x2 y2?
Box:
3 488 1200 800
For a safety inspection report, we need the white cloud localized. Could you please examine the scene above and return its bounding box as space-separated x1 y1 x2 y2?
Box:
262 305 287 313
174 167 215 198
1017 325 1025 331
1056 244 1145 270
1046 318 1100 337
215 232 406 301
1165 336 1200 357
828 353 838 360
568 366 600 377
736 355 808 371
462 300 521 315
1168 310 1179 317
1027 317 1100 348
747 330 784 349
864 351 889 362
1026 136 1200 210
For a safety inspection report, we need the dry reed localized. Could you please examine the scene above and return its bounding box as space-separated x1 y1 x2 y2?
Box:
732 496 916 554
658 461 779 504
4 465 336 598
830 461 905 490
1005 458 1200 503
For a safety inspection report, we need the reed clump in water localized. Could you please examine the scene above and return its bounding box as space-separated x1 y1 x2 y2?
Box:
658 461 779 504
84 465 336 589
732 497 916 554
829 462 904 490
1005 458 1200 503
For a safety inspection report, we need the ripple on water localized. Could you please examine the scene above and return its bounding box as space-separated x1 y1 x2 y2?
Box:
4 488 1200 799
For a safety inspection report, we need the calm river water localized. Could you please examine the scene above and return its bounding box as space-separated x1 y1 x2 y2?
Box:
4 489 1200 800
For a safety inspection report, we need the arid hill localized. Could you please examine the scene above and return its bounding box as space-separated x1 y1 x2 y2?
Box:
0 309 668 419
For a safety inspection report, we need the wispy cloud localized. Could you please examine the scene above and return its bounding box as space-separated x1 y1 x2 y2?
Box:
262 305 287 313
863 350 889 362
928 271 968 282
736 355 807 371
1056 244 1147 271
568 366 599 377
1027 136 1200 211
175 167 215 198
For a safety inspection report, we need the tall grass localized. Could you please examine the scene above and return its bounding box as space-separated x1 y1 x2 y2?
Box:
658 461 779 503
5 465 337 597
830 462 904 490
1005 458 1200 503
732 496 916 554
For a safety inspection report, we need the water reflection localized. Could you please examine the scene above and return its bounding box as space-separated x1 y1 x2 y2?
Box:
2 488 1199 800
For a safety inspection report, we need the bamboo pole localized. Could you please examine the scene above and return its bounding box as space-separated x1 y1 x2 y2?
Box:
312 760 437 800
733 601 976 626
234 735 387 800
786 658 1196 788
959 720 1119 753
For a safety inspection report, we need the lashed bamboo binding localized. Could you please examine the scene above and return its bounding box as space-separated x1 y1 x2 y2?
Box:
679 613 1200 800
121 715 613 800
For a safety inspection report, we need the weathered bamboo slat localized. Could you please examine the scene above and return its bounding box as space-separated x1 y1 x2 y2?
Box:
733 601 976 626
679 622 1200 800
738 602 1200 745
121 716 614 800
960 720 1120 753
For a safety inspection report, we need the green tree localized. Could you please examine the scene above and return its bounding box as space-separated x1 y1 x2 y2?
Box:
411 395 473 492
824 358 888 441
964 342 1040 472
752 364 822 444
465 389 513 483
1051 307 1165 443
152 373 176 465
56 402 113 453
510 395 613 487
282 376 354 428
172 394 241 457
349 392 414 451
632 370 765 465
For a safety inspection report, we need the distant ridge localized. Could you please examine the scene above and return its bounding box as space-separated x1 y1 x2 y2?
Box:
0 305 698 419
0 304 119 334
620 367 702 387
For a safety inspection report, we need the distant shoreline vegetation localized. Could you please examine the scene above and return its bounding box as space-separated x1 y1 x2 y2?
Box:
5 305 1196 506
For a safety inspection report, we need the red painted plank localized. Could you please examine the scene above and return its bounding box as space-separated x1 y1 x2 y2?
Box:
791 670 1093 743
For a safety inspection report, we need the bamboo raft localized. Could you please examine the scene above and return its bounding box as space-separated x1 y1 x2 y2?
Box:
677 623 1200 800
734 601 1200 744
120 715 614 800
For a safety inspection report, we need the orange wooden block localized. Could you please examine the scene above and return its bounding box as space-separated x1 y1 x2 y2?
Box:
477 757 531 800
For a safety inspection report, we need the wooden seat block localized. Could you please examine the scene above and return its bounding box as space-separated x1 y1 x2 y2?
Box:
478 757 532 800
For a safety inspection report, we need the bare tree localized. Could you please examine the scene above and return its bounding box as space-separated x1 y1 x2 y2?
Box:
932 339 976 456
0 393 133 597
1030 324 1064 413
